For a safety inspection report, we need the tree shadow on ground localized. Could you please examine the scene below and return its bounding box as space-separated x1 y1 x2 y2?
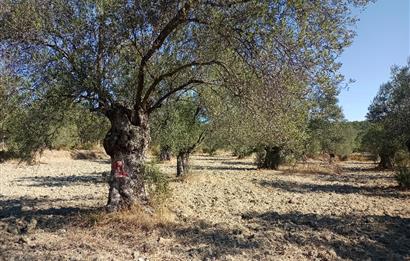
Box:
340 161 376 165
194 155 234 161
241 210 410 260
280 168 335 177
15 172 107 187
0 196 100 232
160 219 260 260
340 165 387 173
88 159 111 165
191 165 256 172
256 179 407 199
221 161 256 167
316 173 395 185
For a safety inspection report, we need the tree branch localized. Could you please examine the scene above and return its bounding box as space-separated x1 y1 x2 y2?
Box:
135 1 193 108
142 60 221 106
148 79 205 113
40 40 113 109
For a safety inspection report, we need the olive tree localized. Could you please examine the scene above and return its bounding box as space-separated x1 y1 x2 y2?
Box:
365 60 410 168
0 0 371 211
202 69 310 169
151 95 205 176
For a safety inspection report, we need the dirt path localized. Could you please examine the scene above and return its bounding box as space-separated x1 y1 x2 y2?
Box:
0 153 409 260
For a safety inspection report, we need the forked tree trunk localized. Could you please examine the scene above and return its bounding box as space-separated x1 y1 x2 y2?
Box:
176 151 190 177
159 145 172 161
258 146 281 170
103 105 150 212
379 153 393 169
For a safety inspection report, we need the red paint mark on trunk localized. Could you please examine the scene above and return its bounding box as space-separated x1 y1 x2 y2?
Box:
113 160 129 177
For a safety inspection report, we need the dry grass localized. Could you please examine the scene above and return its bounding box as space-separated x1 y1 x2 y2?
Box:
280 161 338 176
82 205 175 232
70 149 108 160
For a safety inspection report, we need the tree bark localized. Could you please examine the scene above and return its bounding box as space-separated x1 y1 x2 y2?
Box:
176 151 190 177
328 153 336 164
258 146 281 170
406 139 410 153
103 105 150 212
379 153 393 169
159 145 172 161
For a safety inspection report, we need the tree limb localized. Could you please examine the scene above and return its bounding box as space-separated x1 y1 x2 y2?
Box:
148 79 205 113
135 1 193 108
142 60 221 106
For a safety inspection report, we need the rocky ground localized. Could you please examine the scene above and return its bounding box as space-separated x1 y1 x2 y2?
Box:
0 151 409 260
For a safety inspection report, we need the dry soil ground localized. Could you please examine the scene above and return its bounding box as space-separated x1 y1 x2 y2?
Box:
0 151 409 260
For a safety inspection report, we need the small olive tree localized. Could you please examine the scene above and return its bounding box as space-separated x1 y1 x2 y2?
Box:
151 95 205 176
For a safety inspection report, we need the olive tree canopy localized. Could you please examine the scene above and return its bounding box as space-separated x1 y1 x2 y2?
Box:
365 60 410 168
0 0 371 211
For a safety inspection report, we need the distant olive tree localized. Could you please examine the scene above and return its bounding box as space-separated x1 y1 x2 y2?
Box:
202 70 310 169
365 60 410 168
151 95 205 177
307 120 358 160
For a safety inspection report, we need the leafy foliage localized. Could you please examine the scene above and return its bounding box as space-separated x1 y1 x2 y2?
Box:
3 100 109 159
364 60 410 167
0 0 374 209
143 162 170 205
395 167 410 189
201 69 310 164
307 120 358 158
0 0 372 158
151 96 205 157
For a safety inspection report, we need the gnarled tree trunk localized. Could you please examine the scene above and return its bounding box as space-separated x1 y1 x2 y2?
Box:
379 153 393 169
258 146 281 170
257 146 281 170
176 151 190 177
103 105 150 212
159 145 172 161
175 132 205 177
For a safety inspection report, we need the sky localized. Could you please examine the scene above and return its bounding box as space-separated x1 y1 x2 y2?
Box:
338 0 410 121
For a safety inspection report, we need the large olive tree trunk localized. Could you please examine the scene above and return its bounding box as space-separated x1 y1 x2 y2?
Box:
257 146 281 170
103 105 150 212
176 151 190 177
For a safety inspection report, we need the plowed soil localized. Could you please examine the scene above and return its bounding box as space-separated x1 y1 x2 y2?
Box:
0 152 409 260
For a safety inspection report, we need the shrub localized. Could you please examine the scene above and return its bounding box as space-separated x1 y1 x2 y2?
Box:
281 153 299 166
395 150 410 167
395 151 410 188
143 163 170 205
255 149 266 167
202 146 217 156
395 166 410 188
233 146 255 159
149 144 161 158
